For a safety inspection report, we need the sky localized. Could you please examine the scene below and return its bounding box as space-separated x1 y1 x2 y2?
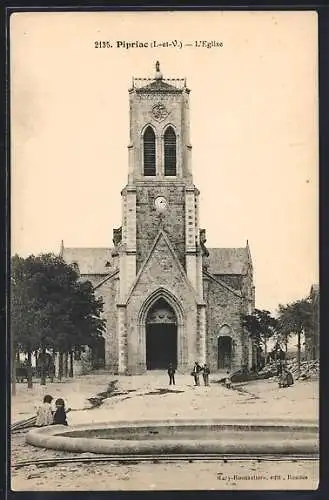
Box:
10 11 318 313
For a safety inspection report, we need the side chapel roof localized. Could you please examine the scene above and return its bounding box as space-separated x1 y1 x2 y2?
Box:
207 247 251 275
61 247 113 275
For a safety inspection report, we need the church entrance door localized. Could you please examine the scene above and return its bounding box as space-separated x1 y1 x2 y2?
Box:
146 324 177 370
217 336 232 370
145 298 177 370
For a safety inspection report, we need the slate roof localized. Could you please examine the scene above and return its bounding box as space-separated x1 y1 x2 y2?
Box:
62 246 251 276
207 248 251 275
62 247 113 275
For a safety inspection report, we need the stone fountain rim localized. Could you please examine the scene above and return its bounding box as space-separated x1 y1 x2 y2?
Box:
27 417 318 437
25 418 318 455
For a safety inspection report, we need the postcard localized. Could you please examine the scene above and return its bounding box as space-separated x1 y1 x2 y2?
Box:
10 10 319 491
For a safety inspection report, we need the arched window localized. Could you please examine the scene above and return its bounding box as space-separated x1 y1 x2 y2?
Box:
164 127 176 176
143 126 156 176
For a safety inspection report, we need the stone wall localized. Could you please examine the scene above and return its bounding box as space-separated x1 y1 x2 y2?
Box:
126 231 199 373
136 183 186 271
203 276 247 372
94 275 119 373
215 274 243 291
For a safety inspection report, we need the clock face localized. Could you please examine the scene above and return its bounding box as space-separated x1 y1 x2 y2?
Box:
154 196 168 213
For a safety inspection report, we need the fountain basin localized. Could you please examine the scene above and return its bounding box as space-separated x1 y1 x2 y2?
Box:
26 419 318 456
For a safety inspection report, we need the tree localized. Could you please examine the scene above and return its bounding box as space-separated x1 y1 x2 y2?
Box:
50 279 105 379
11 253 106 387
242 309 278 369
277 298 313 378
11 255 45 388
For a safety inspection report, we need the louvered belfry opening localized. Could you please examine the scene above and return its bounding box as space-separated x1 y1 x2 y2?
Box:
143 126 156 176
164 126 177 176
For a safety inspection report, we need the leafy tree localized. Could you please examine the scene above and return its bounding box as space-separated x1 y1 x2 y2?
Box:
49 277 105 378
277 298 313 377
11 255 44 388
242 309 278 368
11 253 106 388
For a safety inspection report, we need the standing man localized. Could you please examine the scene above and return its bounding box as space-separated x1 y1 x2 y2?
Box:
202 364 210 386
191 361 202 386
168 363 176 385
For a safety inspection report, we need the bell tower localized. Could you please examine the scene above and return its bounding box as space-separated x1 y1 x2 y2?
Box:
118 62 203 303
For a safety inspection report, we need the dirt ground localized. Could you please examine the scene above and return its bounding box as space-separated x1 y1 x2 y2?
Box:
10 372 319 491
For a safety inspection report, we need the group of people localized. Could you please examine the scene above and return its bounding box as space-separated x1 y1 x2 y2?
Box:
167 360 294 390
167 361 212 387
191 362 211 386
35 394 71 427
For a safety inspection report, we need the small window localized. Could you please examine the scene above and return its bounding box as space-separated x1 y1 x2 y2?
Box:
164 127 176 176
143 126 156 176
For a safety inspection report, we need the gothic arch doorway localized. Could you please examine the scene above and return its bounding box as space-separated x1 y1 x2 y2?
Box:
217 325 233 370
146 297 177 370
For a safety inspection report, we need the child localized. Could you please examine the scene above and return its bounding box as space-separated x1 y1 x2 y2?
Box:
53 398 71 426
225 371 232 389
35 394 54 427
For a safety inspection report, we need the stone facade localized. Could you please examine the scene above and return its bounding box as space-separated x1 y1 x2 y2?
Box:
135 183 186 270
62 63 256 374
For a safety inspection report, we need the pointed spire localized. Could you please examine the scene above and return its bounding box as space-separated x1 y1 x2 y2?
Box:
245 239 253 269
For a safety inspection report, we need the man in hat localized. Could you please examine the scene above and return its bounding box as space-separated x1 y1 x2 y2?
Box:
168 363 176 385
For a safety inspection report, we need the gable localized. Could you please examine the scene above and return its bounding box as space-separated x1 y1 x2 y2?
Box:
126 230 197 304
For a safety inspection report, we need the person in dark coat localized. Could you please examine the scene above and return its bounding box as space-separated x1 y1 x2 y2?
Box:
191 362 202 386
279 367 294 388
286 369 294 387
168 363 176 385
53 398 71 426
202 364 210 386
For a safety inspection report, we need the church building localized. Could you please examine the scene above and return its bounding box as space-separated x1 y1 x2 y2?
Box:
62 62 256 375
